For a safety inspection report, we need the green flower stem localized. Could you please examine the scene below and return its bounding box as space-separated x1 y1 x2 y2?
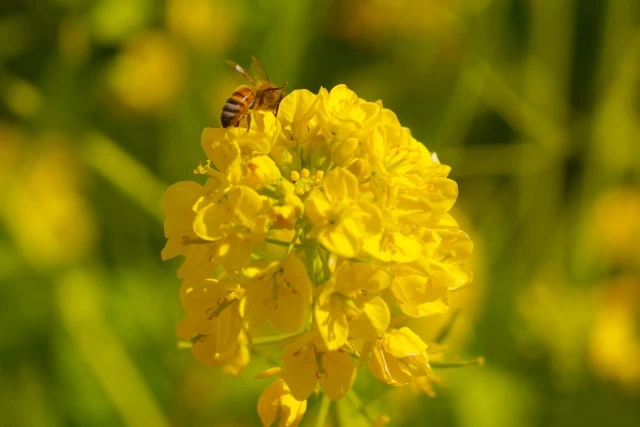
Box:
434 309 460 344
430 357 485 369
266 238 303 248
252 334 294 346
286 227 303 255
346 390 375 425
315 394 331 427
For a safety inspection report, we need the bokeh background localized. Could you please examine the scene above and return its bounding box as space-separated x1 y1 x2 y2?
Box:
1 0 639 426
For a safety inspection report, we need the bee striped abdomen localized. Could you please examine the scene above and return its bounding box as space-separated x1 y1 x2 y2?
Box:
221 86 254 128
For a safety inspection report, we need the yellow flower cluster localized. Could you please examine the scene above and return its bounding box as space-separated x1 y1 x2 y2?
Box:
162 85 473 426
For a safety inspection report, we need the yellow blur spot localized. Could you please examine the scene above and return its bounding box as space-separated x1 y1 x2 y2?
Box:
1 131 97 268
107 32 184 114
166 0 235 53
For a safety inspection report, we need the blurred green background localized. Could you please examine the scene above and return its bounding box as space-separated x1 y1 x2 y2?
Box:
1 0 639 426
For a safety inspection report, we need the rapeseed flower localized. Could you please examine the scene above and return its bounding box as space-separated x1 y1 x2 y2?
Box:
163 84 475 425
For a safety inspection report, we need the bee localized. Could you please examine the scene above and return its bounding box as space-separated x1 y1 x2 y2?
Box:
221 56 288 130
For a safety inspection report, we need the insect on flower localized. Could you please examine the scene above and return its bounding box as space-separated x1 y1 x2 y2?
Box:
221 56 288 131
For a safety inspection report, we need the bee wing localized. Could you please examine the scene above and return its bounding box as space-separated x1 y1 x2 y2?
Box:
251 56 272 87
226 60 256 84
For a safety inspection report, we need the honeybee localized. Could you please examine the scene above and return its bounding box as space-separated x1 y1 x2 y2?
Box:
221 56 287 130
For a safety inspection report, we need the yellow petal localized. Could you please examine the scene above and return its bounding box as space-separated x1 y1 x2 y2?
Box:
258 378 306 427
217 234 253 272
193 202 231 241
281 344 318 401
323 168 358 203
363 231 423 263
279 391 307 427
278 89 318 141
332 138 359 166
243 279 271 328
257 379 282 427
354 200 383 238
335 262 392 293
405 353 430 376
245 155 281 189
382 327 427 358
368 341 412 386
319 349 356 400
215 300 243 353
161 234 188 260
175 316 194 340
162 181 202 223
304 190 331 225
317 217 361 259
228 185 266 217
201 128 242 181
349 296 390 342
257 376 308 426
391 264 452 317
191 334 219 364
315 291 350 351
270 285 310 334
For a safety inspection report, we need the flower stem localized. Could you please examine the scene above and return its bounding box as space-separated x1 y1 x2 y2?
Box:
286 227 303 255
252 334 293 346
430 357 485 369
315 394 331 427
266 238 303 248
346 390 375 425
434 309 460 344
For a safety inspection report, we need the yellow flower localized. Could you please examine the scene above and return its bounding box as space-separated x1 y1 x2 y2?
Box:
178 278 244 359
316 85 380 141
257 379 307 427
244 255 313 333
368 328 430 386
391 260 453 317
276 89 319 144
280 331 356 401
200 128 243 187
305 168 382 258
162 84 475 419
176 317 249 374
315 262 392 350
362 205 424 263
194 186 271 272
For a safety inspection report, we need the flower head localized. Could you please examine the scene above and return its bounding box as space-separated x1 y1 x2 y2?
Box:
162 84 475 424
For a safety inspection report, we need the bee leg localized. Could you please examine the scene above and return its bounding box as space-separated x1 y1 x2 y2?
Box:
274 103 280 117
245 114 251 132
